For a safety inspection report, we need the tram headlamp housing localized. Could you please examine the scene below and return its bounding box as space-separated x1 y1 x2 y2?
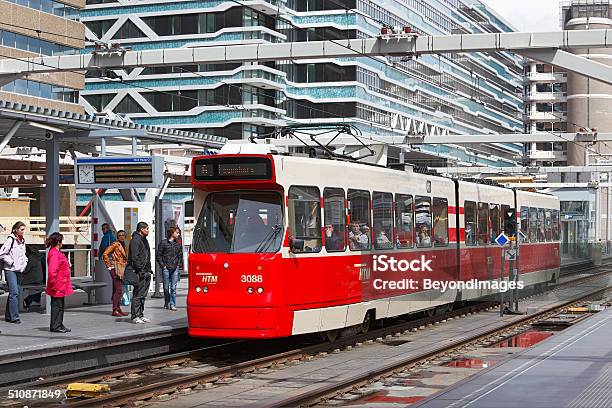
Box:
247 287 254 294
257 287 264 294
195 286 202 293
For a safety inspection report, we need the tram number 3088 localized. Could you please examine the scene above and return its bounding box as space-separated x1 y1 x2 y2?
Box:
241 275 263 283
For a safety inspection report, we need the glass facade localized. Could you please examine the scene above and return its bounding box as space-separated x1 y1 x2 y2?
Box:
82 0 524 166
0 0 82 106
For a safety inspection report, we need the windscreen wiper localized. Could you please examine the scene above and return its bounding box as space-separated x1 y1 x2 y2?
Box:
254 224 282 253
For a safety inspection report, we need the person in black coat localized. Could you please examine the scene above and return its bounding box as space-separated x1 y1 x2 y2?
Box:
156 227 183 311
22 245 45 310
127 222 152 324
324 224 343 251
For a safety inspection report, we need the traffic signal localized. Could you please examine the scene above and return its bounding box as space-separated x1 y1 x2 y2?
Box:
504 208 517 237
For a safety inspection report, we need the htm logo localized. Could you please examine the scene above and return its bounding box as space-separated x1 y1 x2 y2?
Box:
197 273 218 284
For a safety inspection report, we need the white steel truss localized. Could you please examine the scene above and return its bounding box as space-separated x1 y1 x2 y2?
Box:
1 30 612 84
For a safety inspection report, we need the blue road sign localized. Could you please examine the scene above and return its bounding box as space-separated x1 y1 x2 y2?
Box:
495 233 509 247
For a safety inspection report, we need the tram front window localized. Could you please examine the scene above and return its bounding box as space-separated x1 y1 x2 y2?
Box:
192 191 283 253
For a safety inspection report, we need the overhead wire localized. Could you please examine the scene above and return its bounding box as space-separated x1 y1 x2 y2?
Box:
3 1 610 166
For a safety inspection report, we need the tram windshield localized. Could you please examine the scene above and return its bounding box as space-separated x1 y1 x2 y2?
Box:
192 191 284 253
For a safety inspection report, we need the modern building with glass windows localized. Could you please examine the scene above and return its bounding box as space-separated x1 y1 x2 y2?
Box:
0 0 85 112
81 0 524 167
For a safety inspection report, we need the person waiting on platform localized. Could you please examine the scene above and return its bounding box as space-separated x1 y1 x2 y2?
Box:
102 230 129 317
156 226 183 311
126 222 152 324
98 223 116 260
324 224 343 251
46 232 74 333
22 245 45 311
1 221 28 324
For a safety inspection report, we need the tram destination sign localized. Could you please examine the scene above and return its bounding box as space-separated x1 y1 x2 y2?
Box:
193 156 272 181
74 156 164 189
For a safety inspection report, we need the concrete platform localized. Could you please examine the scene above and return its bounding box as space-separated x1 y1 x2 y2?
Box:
416 306 612 408
0 281 190 386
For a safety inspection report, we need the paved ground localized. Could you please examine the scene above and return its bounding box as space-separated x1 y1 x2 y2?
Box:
0 280 188 360
414 304 612 408
144 273 612 407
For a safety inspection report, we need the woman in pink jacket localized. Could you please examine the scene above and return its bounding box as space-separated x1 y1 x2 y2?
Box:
46 232 74 333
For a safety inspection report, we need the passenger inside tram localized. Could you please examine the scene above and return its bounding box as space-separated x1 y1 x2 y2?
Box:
324 223 343 251
375 226 392 248
417 225 431 246
349 222 369 250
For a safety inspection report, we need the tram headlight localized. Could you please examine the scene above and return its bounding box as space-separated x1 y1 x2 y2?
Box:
195 286 202 293
247 287 254 294
203 286 208 293
257 287 264 294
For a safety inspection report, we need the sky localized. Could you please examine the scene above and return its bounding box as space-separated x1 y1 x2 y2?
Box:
481 0 562 32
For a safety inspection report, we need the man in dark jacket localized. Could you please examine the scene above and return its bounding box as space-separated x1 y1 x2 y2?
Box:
156 227 183 311
128 222 152 324
22 245 45 310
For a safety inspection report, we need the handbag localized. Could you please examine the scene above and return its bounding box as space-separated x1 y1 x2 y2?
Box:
120 283 132 306
123 264 139 286
114 262 126 279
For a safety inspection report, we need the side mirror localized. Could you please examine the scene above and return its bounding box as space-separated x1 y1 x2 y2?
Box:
289 237 304 253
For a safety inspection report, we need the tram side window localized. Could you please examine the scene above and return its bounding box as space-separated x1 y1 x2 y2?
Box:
529 207 538 242
537 208 545 242
490 204 500 243
323 188 346 252
544 209 552 241
395 194 414 249
464 200 477 246
520 206 529 243
415 196 432 248
501 204 511 234
477 202 489 245
288 186 321 253
373 192 393 250
552 209 560 241
348 189 371 251
433 197 448 246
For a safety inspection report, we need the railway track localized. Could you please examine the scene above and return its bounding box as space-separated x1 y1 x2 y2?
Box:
272 285 612 407
7 264 611 408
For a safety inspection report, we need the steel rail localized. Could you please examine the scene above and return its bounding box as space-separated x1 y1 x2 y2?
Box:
59 266 611 407
271 285 612 407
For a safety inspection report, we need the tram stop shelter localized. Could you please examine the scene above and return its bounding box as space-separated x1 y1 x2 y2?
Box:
0 99 225 237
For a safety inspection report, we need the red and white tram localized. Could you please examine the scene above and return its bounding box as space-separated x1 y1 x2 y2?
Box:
187 146 560 339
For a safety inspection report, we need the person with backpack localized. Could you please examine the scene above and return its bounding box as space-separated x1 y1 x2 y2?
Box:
102 230 129 317
0 221 28 324
156 227 183 311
